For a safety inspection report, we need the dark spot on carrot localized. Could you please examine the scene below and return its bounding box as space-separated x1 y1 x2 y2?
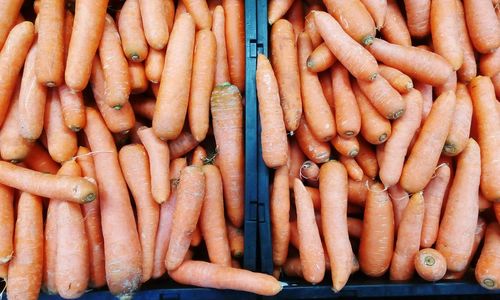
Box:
349 149 359 157
362 35 374 46
483 278 495 288
390 109 405 120
70 126 81 132
112 104 123 110
369 73 378 81
85 193 96 203
378 133 388 142
344 131 355 136
424 255 435 266
131 53 140 61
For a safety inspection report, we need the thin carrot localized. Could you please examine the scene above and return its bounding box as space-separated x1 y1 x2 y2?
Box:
119 0 148 62
444 84 473 156
340 155 364 182
331 63 361 137
414 248 447 281
223 0 245 91
381 0 411 46
139 0 170 50
475 223 500 289
129 62 148 94
306 43 336 73
456 0 477 83
378 65 413 94
271 165 290 266
227 222 244 258
286 0 304 39
464 0 500 53
360 0 387 30
295 117 331 164
212 5 230 86
271 19 302 132
479 47 500 77
58 84 85 131
0 184 14 263
268 0 294 24
169 131 199 160
304 11 322 48
388 184 409 232
357 75 406 120
145 48 165 83
404 0 430 38
288 137 305 187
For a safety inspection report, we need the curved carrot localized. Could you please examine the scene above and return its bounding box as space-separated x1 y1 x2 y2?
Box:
331 63 361 137
153 13 195 140
139 0 170 50
268 0 294 24
306 43 336 73
271 165 290 266
436 139 480 272
357 75 406 120
378 64 413 94
0 184 14 263
359 182 394 277
414 248 447 281
169 131 199 159
223 0 245 91
404 0 430 38
212 6 230 85
286 0 304 38
128 62 148 94
444 83 472 156
475 223 500 289
58 84 86 131
271 19 302 132
400 91 456 193
456 0 477 83
295 117 331 164
340 155 364 181
145 48 165 83
381 0 411 46
118 0 148 62
304 11 323 48
464 0 500 53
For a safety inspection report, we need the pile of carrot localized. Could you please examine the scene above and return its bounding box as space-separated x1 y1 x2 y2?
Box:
0 0 287 299
260 0 500 292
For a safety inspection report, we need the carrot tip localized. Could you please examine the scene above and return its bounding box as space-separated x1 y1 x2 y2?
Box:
10 159 21 164
45 81 56 88
424 256 435 266
378 133 388 142
112 104 123 110
70 126 81 132
84 193 97 203
0 253 12 263
306 58 315 69
362 35 374 46
130 54 141 61
121 129 131 135
406 82 414 91
349 149 359 157
344 131 355 136
217 82 232 88
389 109 405 120
369 73 378 81
232 251 243 258
279 281 288 287
483 278 496 289
443 143 457 156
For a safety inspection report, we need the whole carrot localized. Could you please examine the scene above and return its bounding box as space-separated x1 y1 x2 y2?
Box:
444 84 473 156
65 0 108 92
223 0 246 91
414 248 447 281
271 165 290 266
331 63 361 137
378 65 413 94
464 0 500 53
357 75 406 120
404 0 430 38
456 0 477 83
118 0 148 62
0 184 14 263
212 6 230 85
58 85 85 131
268 0 294 24
381 0 411 47
360 0 387 30
475 223 500 289
145 48 165 83
295 117 331 164
139 0 170 50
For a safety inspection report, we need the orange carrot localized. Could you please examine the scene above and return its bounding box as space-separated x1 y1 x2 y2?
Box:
227 222 244 258
347 217 363 238
212 6 230 85
118 0 148 62
331 136 359 157
131 96 155 120
348 176 373 207
415 81 433 123
319 71 334 108
145 48 165 83
339 155 364 181
0 0 24 50
223 0 245 91
139 0 170 50
444 83 473 156
389 184 409 231
360 0 387 30
359 182 394 277
404 0 430 38
300 161 319 185
304 11 323 48
475 222 500 289
355 139 379 179
414 248 447 281
268 0 294 24
464 0 500 53
0 184 14 263
381 0 411 46
378 65 413 94
175 0 187 19
271 19 302 132
271 165 290 266
153 13 195 140
169 131 199 159
285 0 303 39
183 0 212 29
456 0 477 83
305 186 321 210
400 91 456 193
434 71 457 97
58 84 86 131
307 43 336 74
295 117 331 164
129 62 149 94
190 226 202 247
43 189 59 295
357 76 406 120
331 63 361 137
479 193 493 212
288 137 306 187
479 48 500 78
24 144 58 175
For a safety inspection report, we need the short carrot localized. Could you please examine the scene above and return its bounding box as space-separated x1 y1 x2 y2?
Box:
378 65 413 94
0 184 14 263
139 0 170 50
444 84 473 156
414 248 447 281
381 0 411 47
295 117 331 164
268 0 294 24
306 43 336 73
475 223 500 289
212 6 230 85
223 0 246 92
357 75 406 120
118 0 148 62
404 0 431 38
58 84 86 131
456 0 477 83
145 48 165 83
331 63 361 137
464 0 500 53
339 155 364 182
271 165 290 266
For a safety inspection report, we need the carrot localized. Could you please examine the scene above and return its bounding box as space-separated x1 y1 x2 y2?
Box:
355 139 379 180
169 131 199 159
153 13 195 141
145 48 165 83
288 137 305 186
322 0 376 45
84 107 142 296
131 96 155 120
256 55 289 168
271 19 302 132
182 0 212 29
293 178 325 284
359 182 394 277
65 1 108 92
0 22 35 127
227 222 244 258
443 84 472 156
479 193 493 212
378 65 413 94
367 38 453 86
469 76 500 201
339 155 364 182
379 89 422 187
44 89 78 163
58 84 85 131
211 6 231 86
464 0 500 53
306 43 336 73
166 166 205 271
381 0 411 47
90 56 136 134
415 81 433 124
475 223 500 289
119 0 148 62
420 164 451 248
284 255 304 277
331 63 361 137
314 11 378 81
36 0 64 86
129 62 148 94
0 184 14 263
330 136 358 158
357 76 406 120
169 260 283 296
139 0 170 50
304 11 323 48
388 184 409 232
24 144 58 176
221 0 245 89
495 203 500 224
152 158 186 279
479 47 500 77
200 164 231 266
434 71 457 97
295 117 331 164
286 0 304 38
347 217 363 238
436 139 480 272
43 190 59 295
400 91 456 193
390 192 425 281
456 0 477 83
360 0 387 30
404 0 430 38
493 71 500 100
320 161 353 291
0 263 7 279
75 147 106 288
119 144 160 282
305 186 321 210
6 192 43 300
414 248 447 281
271 165 290 266
190 226 203 247
300 161 319 184
268 0 294 24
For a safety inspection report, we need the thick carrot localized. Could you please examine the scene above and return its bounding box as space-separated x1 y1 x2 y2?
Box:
139 0 170 50
331 63 361 137
414 248 447 281
36 0 64 86
355 139 379 179
378 65 413 94
227 222 244 258
359 182 394 277
389 184 409 232
44 89 78 163
367 38 453 86
6 192 43 300
340 155 364 182
464 0 500 53
331 136 359 157
314 11 378 81
75 147 106 288
65 0 108 92
271 165 290 266
390 192 425 281
320 161 353 291
58 84 85 131
119 0 148 62
322 0 376 45
404 0 430 38
119 144 160 282
436 139 480 272
84 107 142 296
286 0 304 38
169 131 199 159
456 0 477 83
304 11 323 48
295 117 331 164
166 166 205 271
352 81 391 144
444 84 472 156
420 164 451 248
222 0 245 91
357 76 406 120
294 178 325 284
0 184 14 263
381 0 411 46
153 13 195 140
212 6 230 85
475 223 500 289
169 260 283 296
271 19 302 132
469 76 500 201
379 89 422 187
400 91 456 193
145 48 165 83
360 0 387 30
200 164 232 266
306 43 336 73
268 0 294 24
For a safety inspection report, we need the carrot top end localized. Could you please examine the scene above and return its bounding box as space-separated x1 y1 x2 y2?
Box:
70 126 81 132
362 35 374 46
424 255 435 267
349 149 359 157
369 73 378 81
84 193 97 203
483 278 496 289
378 133 388 143
112 104 123 110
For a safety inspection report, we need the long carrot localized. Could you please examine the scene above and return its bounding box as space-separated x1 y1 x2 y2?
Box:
84 107 142 296
320 161 353 291
357 75 406 120
153 13 195 140
359 182 394 277
271 19 302 132
444 84 473 156
223 0 245 91
0 184 14 263
475 222 500 289
360 0 387 30
145 48 165 83
331 63 361 137
6 192 43 300
455 0 477 83
268 0 294 24
469 76 500 201
139 0 170 50
295 117 331 164
118 0 148 62
464 0 500 53
400 91 456 193
212 5 230 85
381 0 411 46
378 64 413 94
58 84 86 131
414 248 447 281
404 0 430 38
271 165 290 267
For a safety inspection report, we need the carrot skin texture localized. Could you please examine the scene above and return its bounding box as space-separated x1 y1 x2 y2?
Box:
444 84 473 156
268 0 294 24
340 155 364 182
118 0 148 62
381 0 411 47
404 0 430 38
464 0 500 53
182 0 212 29
129 62 148 94
223 0 246 92
414 248 447 281
331 63 361 137
139 0 170 50
306 43 336 73
271 165 290 266
475 223 500 290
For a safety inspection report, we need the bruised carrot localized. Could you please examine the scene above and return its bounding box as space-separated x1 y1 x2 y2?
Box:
0 184 14 263
268 0 294 24
129 62 148 94
271 19 302 132
414 248 447 281
307 43 336 73
381 0 411 46
153 13 195 140
475 222 500 289
295 117 331 164
65 1 108 92
286 0 304 38
464 0 500 53
145 48 165 83
436 139 480 272
227 222 244 258
304 11 322 48
139 0 170 50
169 131 199 159
444 84 472 156
340 155 364 182
314 11 378 81
404 0 430 38
58 84 85 131
223 0 245 91
359 182 394 277
389 184 409 232
367 38 453 86
119 0 148 62
212 6 230 85
456 0 477 83
400 91 456 193
271 165 290 266
378 65 413 94
331 63 361 137
357 76 406 120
